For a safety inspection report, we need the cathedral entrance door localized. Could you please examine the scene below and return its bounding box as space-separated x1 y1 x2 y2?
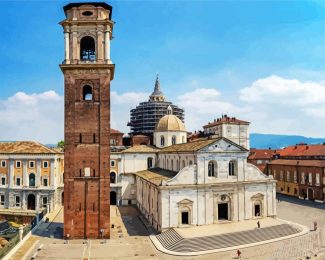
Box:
254 204 261 217
110 191 117 205
218 203 228 220
181 211 189 224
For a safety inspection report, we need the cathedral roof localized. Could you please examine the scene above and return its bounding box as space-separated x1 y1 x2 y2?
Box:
122 145 159 153
160 137 248 153
155 114 186 132
135 168 177 186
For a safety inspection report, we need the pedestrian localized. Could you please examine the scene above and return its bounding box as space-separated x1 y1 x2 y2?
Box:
314 221 318 231
257 221 260 228
236 249 242 259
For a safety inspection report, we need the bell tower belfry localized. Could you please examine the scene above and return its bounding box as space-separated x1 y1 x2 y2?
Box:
59 2 114 239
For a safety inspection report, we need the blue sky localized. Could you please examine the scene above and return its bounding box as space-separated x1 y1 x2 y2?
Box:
1 1 325 143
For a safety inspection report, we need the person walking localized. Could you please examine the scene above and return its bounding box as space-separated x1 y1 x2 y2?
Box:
314 221 318 231
236 249 242 259
257 221 260 228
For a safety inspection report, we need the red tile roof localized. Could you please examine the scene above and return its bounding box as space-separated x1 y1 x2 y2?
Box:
278 143 325 157
249 149 278 160
0 141 61 154
203 115 249 128
268 159 325 167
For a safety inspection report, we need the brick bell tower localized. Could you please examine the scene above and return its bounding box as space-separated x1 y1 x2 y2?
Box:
59 2 114 239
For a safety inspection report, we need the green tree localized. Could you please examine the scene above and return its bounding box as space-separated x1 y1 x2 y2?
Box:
57 140 64 150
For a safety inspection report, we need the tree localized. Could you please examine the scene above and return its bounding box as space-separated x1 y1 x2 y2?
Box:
57 140 64 150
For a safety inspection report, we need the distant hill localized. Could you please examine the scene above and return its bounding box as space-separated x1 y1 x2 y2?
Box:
250 133 325 149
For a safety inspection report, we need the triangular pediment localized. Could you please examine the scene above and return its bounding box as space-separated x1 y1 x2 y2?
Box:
177 199 193 205
199 138 247 153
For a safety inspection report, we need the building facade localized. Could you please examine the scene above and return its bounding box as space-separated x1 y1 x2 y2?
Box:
0 142 64 221
60 2 114 239
116 114 276 232
265 143 325 202
203 115 250 149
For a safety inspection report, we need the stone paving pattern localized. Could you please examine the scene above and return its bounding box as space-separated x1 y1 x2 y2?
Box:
8 195 325 259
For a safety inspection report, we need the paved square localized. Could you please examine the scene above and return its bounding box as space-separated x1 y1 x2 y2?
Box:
10 196 325 260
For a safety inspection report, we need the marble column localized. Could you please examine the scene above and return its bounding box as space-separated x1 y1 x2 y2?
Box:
64 30 70 64
50 159 55 188
23 160 27 187
36 160 41 187
104 30 110 62
9 160 14 188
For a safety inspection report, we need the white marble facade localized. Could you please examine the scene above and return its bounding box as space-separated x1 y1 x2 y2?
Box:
128 138 276 231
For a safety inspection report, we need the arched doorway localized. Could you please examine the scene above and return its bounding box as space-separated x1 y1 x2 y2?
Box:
110 191 117 205
27 194 36 210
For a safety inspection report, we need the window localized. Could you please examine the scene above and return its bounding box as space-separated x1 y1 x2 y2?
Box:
280 171 283 181
147 157 153 169
182 136 185 143
15 161 21 168
171 160 174 171
229 161 236 176
301 172 305 184
316 173 320 186
42 197 48 207
182 160 185 169
172 136 176 145
208 161 217 177
1 161 6 168
110 172 116 184
268 169 271 175
80 36 96 61
286 171 290 182
29 173 35 187
1 177 5 185
160 136 165 146
0 195 4 206
15 196 20 207
29 161 35 168
43 161 48 168
43 178 48 187
83 85 93 101
110 160 115 167
16 177 21 186
308 173 312 185
294 171 297 183
189 160 193 166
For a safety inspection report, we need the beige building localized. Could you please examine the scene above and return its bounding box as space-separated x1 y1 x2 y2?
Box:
0 142 64 218
203 115 250 149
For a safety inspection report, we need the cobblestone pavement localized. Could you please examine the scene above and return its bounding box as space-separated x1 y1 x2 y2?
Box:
15 198 325 260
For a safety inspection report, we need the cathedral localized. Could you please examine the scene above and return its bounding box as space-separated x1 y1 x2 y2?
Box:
112 112 277 232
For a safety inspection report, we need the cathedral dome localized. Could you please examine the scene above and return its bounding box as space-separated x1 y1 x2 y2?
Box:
156 114 186 132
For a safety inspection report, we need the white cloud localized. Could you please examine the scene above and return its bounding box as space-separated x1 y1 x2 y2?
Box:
111 91 150 134
2 74 325 144
0 91 63 144
240 75 325 106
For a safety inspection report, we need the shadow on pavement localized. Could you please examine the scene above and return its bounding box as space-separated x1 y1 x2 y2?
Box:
118 205 154 236
277 194 325 210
